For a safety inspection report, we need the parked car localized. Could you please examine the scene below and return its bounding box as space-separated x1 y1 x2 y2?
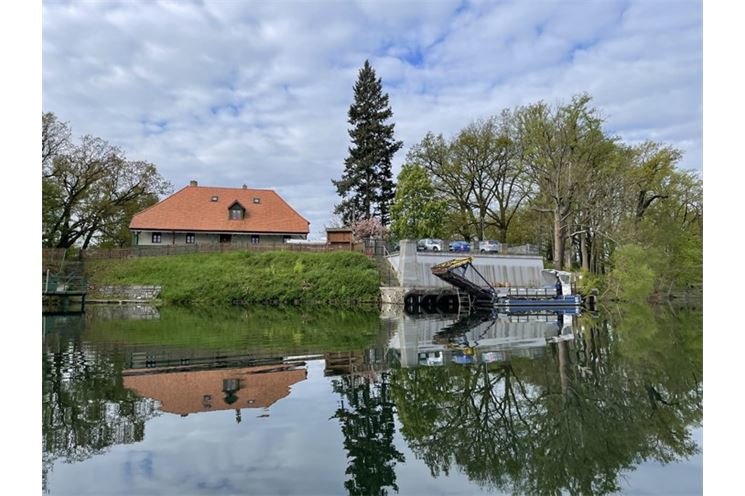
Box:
417 238 443 251
449 240 471 252
479 240 502 253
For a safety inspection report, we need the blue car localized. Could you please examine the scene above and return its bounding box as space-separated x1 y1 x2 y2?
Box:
449 240 471 252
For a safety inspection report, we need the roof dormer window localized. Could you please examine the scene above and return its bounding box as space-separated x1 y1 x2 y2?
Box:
228 201 245 220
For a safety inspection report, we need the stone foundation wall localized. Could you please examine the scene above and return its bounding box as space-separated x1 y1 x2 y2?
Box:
89 284 162 301
380 286 405 306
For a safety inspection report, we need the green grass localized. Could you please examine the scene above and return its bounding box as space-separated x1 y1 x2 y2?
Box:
87 250 381 307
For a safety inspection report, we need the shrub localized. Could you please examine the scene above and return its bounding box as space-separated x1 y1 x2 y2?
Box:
607 244 658 302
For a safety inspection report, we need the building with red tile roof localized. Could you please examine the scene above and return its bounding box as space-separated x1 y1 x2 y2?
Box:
129 181 310 245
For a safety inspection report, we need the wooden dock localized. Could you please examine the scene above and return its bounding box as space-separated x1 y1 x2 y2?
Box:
42 270 87 314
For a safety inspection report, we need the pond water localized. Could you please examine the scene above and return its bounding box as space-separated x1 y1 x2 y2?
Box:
42 303 702 495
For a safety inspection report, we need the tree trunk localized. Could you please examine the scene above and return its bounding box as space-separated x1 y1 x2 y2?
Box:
557 340 570 395
580 232 589 271
553 210 564 270
499 226 508 244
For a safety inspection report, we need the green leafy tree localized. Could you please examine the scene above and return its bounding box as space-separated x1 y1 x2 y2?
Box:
400 93 701 295
42 112 172 248
607 244 658 302
407 132 477 239
333 61 403 226
389 163 447 240
514 94 615 270
608 168 703 298
408 113 532 242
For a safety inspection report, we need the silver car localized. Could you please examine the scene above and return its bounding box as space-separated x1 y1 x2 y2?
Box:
479 240 502 253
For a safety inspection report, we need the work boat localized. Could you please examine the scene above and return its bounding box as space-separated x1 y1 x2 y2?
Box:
430 257 583 312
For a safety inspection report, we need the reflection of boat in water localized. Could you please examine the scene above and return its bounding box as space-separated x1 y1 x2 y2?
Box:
496 294 582 308
390 307 579 368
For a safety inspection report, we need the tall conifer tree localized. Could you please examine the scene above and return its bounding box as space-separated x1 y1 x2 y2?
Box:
333 60 402 226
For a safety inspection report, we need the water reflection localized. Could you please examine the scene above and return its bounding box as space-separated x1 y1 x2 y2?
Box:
42 340 160 490
389 305 702 495
332 373 405 495
42 304 702 495
123 363 308 420
389 309 578 368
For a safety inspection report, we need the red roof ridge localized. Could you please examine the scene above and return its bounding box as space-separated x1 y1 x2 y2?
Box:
188 185 278 192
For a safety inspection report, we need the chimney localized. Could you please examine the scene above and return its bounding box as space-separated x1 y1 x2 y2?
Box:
242 184 248 189
190 180 198 187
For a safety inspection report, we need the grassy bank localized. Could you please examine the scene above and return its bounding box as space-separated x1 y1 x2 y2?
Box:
86 250 381 307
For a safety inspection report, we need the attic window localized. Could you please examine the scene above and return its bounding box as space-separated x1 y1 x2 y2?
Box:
211 196 219 202
253 197 260 204
229 203 245 220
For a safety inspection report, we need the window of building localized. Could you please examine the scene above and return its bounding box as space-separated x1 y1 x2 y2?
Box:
152 232 162 244
186 233 195 244
230 207 243 220
253 197 261 204
211 196 219 202
251 235 260 244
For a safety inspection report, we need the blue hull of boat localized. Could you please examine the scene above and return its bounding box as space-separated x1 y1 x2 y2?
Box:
496 295 582 307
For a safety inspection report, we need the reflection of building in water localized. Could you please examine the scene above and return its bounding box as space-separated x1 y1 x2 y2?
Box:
123 364 307 418
388 311 576 367
323 349 388 377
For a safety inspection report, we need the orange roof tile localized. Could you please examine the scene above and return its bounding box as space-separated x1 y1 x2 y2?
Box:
129 184 310 234
123 365 308 415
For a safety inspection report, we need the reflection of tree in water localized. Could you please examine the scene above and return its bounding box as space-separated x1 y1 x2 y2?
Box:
332 373 405 495
390 307 702 495
42 344 159 492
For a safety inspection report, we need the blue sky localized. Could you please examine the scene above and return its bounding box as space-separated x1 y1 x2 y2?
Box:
42 0 702 239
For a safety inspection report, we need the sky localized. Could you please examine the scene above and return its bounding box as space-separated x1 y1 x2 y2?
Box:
41 0 703 240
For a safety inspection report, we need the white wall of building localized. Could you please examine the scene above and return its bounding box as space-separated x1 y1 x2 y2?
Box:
133 230 304 246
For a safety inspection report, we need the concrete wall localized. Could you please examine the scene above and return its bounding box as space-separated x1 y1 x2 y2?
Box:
134 230 301 246
389 239 547 290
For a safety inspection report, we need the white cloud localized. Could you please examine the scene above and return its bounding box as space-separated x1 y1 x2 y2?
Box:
42 0 702 237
